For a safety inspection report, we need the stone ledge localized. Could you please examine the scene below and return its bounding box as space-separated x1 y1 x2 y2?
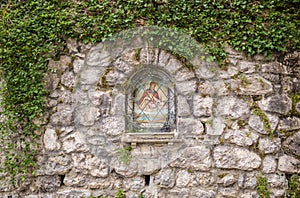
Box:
121 132 180 148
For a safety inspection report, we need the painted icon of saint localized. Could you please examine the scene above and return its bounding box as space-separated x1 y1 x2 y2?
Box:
138 81 160 111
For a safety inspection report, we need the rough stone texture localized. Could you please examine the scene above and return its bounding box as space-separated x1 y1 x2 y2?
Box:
278 155 300 173
278 117 300 131
283 132 300 157
223 128 259 146
262 155 277 173
259 94 292 115
2 41 299 197
214 145 261 170
216 96 250 119
170 146 212 171
193 96 213 117
43 128 60 151
248 112 279 135
258 137 281 154
217 173 237 187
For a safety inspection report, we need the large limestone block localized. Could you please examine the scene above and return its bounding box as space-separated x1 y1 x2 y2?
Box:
259 94 292 115
214 145 261 170
283 132 300 157
193 96 213 117
216 96 250 119
278 155 300 173
223 128 259 147
170 146 212 171
279 117 300 131
44 128 60 151
258 137 281 154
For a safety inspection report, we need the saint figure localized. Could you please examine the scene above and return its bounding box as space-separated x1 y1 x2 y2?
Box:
138 81 160 111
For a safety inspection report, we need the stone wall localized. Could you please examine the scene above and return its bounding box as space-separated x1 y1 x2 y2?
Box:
0 38 299 198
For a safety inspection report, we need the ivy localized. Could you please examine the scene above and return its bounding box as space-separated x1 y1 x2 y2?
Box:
0 0 299 187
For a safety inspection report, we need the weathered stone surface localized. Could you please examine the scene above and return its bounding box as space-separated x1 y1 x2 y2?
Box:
206 117 226 136
194 62 218 79
164 57 182 74
57 188 91 197
73 58 84 74
194 172 215 187
111 94 125 115
102 116 125 136
88 178 111 189
64 170 86 187
34 176 61 193
193 96 213 117
37 155 73 175
239 61 260 74
176 80 197 95
72 154 109 178
266 173 287 188
190 189 216 198
238 172 257 189
177 95 191 116
154 169 176 188
178 118 204 136
217 173 237 187
113 56 135 74
216 96 250 119
74 105 100 127
139 48 160 64
258 137 281 154
219 65 239 79
86 46 112 67
214 146 261 170
262 155 277 173
262 62 288 74
61 71 75 89
50 106 73 126
43 73 60 91
237 76 273 95
175 68 195 82
278 155 300 173
79 68 103 85
283 132 300 157
62 132 89 153
240 191 258 198
124 176 145 191
248 112 279 135
223 128 259 147
218 187 238 197
279 117 300 131
259 94 292 115
170 146 212 171
43 128 60 151
176 170 191 187
105 69 126 86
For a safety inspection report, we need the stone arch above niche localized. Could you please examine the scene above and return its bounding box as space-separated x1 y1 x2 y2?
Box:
75 46 208 172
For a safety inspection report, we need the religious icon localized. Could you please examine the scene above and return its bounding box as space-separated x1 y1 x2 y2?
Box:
138 81 160 111
127 75 176 132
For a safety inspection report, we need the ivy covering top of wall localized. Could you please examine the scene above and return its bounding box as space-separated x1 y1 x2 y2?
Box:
0 0 299 184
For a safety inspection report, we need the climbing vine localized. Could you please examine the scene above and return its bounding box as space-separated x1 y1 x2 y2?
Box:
0 0 299 186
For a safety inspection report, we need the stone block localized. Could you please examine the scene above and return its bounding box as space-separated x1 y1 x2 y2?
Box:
216 96 250 119
43 128 60 151
61 71 75 89
248 112 279 135
176 79 197 95
262 155 277 173
74 105 100 127
37 155 73 175
238 172 257 189
102 116 125 136
62 132 89 153
283 132 300 157
175 67 195 82
259 94 292 115
170 146 212 171
217 173 237 187
177 95 191 116
176 170 191 187
223 128 259 147
178 118 204 136
190 188 216 198
79 68 103 85
193 96 213 117
258 137 281 154
154 169 176 188
214 146 261 170
278 155 300 173
279 117 300 131
50 106 73 126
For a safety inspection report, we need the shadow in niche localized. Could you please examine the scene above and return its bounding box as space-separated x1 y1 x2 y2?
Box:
59 175 65 186
144 175 150 186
